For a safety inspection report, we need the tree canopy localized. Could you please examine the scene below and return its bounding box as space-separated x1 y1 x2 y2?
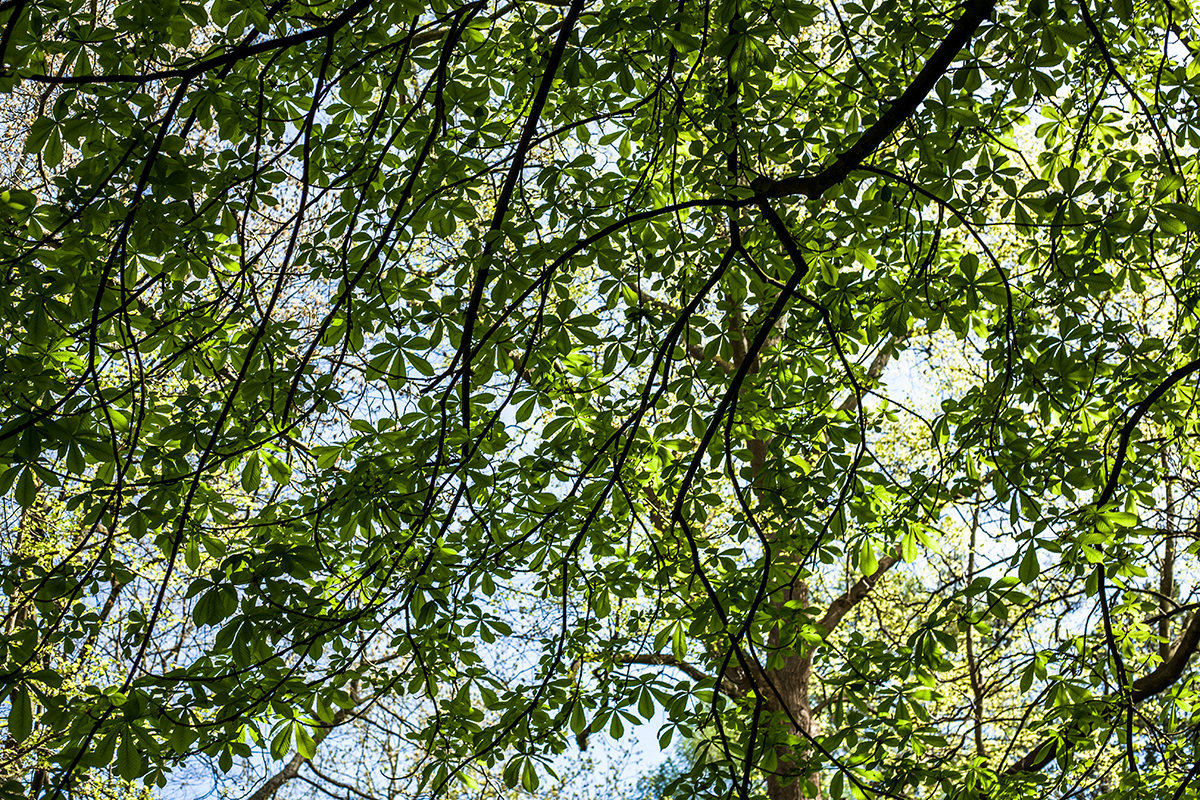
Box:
4 0 1200 797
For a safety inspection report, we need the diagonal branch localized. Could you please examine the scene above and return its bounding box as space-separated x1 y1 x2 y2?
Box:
836 337 900 414
817 554 900 637
1002 608 1200 776
249 692 364 800
1134 609 1200 700
1095 357 1200 509
24 0 380 85
250 753 309 800
459 0 585 425
753 0 994 201
630 285 735 372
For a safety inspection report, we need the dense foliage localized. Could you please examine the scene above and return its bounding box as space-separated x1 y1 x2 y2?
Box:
4 0 1200 797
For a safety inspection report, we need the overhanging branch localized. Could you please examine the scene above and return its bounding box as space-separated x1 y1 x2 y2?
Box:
752 0 994 201
249 690 364 800
1003 609 1200 776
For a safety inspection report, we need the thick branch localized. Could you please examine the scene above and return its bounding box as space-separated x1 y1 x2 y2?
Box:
836 338 899 414
1133 609 1200 700
1095 357 1200 508
753 0 994 200
460 0 585 424
817 554 899 636
25 0 377 85
248 701 360 800
250 754 307 800
1003 609 1200 776
1146 602 1200 626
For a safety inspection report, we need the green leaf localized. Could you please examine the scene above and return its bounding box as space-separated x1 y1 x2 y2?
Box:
830 770 844 799
637 689 654 720
859 540 878 577
1154 206 1189 236
42 127 63 170
24 117 56 154
609 713 624 740
316 696 336 725
1154 174 1185 201
170 722 195 755
1019 547 1040 584
1057 166 1079 193
569 702 586 735
14 469 37 508
521 758 539 792
116 732 142 779
671 623 686 661
294 725 317 759
502 757 521 789
8 686 32 743
270 723 293 761
185 538 201 571
264 453 291 485
241 452 262 493
1160 203 1200 232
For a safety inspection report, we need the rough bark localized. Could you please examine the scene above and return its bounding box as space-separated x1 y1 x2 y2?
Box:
752 0 995 201
745 2 995 792
965 501 987 758
249 753 308 800
764 581 818 800
1161 458 1176 659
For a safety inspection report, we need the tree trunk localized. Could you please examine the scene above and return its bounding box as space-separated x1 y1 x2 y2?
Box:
765 580 819 800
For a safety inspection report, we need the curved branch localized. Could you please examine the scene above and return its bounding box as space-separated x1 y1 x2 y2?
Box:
837 337 900 414
459 0 586 411
753 0 994 200
817 554 900 637
1133 609 1200 701
250 753 308 800
1003 609 1200 776
1096 357 1200 508
24 0 379 86
630 285 735 372
248 695 363 800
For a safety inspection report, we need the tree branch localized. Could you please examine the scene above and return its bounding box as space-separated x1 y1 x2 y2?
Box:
753 0 994 200
1002 609 1200 776
630 285 735 372
302 761 380 800
617 653 746 697
1133 609 1200 700
1146 602 1200 626
836 337 900 414
25 0 380 85
250 754 308 800
817 554 900 636
1095 357 1200 508
247 699 362 800
460 0 585 425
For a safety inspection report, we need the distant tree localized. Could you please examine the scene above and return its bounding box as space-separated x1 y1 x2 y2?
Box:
4 0 1200 799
